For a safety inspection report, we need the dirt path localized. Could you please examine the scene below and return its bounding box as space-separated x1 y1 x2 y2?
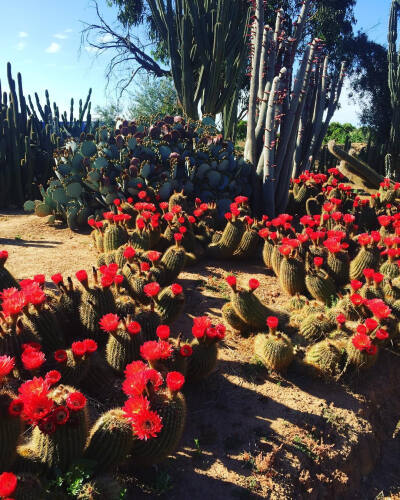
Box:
1 212 400 499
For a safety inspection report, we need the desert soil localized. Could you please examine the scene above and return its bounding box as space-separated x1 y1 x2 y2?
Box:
1 211 400 500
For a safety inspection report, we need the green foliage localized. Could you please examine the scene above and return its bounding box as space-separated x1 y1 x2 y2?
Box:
324 122 369 144
94 101 123 127
47 460 95 497
236 120 247 142
127 76 179 119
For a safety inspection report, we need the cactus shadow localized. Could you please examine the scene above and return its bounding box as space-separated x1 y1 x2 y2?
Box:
0 237 62 248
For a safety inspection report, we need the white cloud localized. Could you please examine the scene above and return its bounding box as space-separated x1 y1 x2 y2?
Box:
18 31 28 38
99 33 113 43
54 33 68 39
45 42 61 53
85 46 100 53
16 41 26 51
64 28 73 33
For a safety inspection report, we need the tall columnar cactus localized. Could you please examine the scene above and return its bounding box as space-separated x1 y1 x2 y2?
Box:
244 2 345 216
388 0 400 174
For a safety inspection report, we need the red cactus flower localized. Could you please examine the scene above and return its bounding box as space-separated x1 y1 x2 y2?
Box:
180 344 193 357
147 251 161 262
378 215 392 227
249 279 260 290
171 205 182 214
350 293 365 307
376 328 389 340
66 392 86 411
138 190 147 200
267 316 279 329
352 332 372 351
166 371 185 392
99 313 120 332
0 472 17 497
140 262 150 272
123 246 136 259
54 350 67 363
350 280 363 291
224 212 232 220
71 341 86 357
171 283 183 295
174 233 183 242
22 350 45 371
101 274 114 288
0 355 15 379
314 257 323 267
356 324 367 335
365 318 378 331
363 268 375 280
225 275 236 287
127 321 141 335
33 274 45 285
0 250 9 262
1 291 27 317
279 244 292 256
192 316 212 338
371 231 381 243
159 202 168 211
156 325 170 340
366 299 391 320
8 398 24 416
140 340 172 361
373 272 384 284
358 233 372 246
336 314 346 324
51 273 63 285
113 198 121 206
143 282 160 297
122 395 150 421
114 274 124 285
45 370 61 386
39 415 57 435
53 405 70 425
131 408 163 440
75 270 88 283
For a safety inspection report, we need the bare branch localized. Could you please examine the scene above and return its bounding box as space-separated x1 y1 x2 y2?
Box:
80 0 170 95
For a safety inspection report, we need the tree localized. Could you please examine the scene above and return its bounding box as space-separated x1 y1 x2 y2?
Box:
82 0 251 120
94 100 123 126
126 76 179 119
349 33 391 146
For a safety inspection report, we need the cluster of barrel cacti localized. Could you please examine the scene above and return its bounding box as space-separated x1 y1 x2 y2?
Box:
0 62 93 209
0 231 226 496
218 167 400 378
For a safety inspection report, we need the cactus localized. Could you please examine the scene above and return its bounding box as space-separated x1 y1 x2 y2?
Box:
23 307 65 352
350 247 380 281
327 251 350 286
0 252 19 290
254 331 294 372
158 245 186 285
346 339 378 370
271 245 284 276
304 339 342 377
105 324 141 374
285 294 308 312
103 223 128 253
77 476 122 500
155 285 185 325
299 313 334 343
129 391 186 465
279 256 306 296
207 219 245 259
31 385 89 471
305 269 337 306
380 260 400 279
232 228 261 260
0 390 23 470
262 239 274 269
187 340 218 381
84 408 133 472
222 302 251 333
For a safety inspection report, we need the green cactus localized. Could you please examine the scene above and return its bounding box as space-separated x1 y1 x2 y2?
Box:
299 313 334 343
304 339 342 377
84 408 133 473
232 228 261 260
0 253 19 290
187 339 218 381
155 285 185 325
129 391 186 466
254 331 294 372
349 247 380 281
31 385 89 471
56 348 91 386
221 302 251 333
77 476 122 500
207 219 245 259
271 245 284 276
279 256 306 296
262 239 274 270
23 307 65 352
103 223 128 253
327 251 349 286
105 325 141 374
305 269 337 306
346 339 378 370
0 390 23 470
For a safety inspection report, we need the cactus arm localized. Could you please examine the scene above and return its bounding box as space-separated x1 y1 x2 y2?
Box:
244 0 264 165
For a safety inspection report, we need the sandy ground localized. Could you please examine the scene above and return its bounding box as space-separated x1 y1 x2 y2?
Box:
1 212 400 499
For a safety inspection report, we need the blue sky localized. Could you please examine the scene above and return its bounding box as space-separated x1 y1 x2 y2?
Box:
0 0 392 124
